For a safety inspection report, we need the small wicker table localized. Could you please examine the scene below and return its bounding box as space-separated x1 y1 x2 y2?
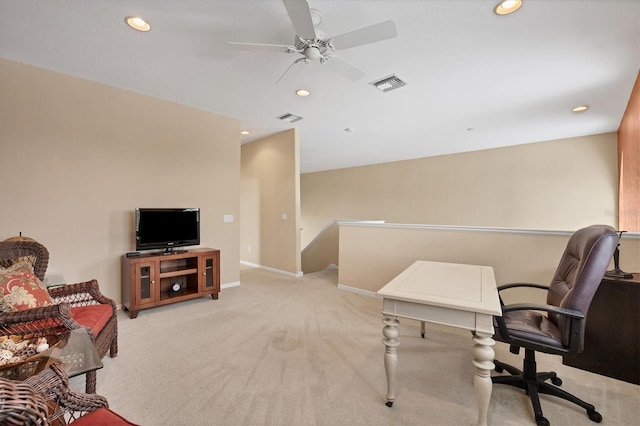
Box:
0 328 103 393
58 328 104 392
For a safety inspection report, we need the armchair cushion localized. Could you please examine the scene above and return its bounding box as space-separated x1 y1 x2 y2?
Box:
72 407 140 426
0 268 53 313
70 305 113 336
493 310 563 349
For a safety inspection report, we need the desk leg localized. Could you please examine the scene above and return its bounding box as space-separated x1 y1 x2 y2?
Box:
382 315 400 407
472 331 495 426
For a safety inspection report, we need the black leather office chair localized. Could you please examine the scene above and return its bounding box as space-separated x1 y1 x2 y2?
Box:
492 225 618 426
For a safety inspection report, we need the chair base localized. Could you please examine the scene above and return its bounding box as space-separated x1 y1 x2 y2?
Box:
492 349 602 426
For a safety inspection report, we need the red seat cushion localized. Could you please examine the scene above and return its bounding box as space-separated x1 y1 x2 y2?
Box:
71 408 139 426
70 305 112 336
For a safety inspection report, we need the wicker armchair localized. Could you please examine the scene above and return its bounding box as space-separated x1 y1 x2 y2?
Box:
0 363 137 425
0 376 49 425
0 238 118 393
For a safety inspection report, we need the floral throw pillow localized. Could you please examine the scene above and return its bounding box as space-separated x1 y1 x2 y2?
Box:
0 268 54 312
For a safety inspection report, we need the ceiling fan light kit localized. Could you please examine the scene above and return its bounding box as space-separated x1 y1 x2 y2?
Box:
226 0 398 85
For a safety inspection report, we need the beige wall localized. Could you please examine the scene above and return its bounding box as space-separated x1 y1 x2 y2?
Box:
301 221 339 273
0 59 241 304
338 224 640 299
240 129 301 275
301 133 618 247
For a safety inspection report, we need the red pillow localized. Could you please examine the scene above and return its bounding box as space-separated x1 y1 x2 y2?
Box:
0 268 54 312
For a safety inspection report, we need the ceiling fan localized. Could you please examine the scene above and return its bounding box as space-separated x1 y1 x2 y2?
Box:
226 0 398 84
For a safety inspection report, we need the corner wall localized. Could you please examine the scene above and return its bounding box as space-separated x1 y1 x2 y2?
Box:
240 129 301 276
0 59 241 303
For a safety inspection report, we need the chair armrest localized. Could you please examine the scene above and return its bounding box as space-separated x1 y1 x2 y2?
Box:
50 363 109 412
497 282 549 291
501 303 584 319
0 303 83 337
49 279 116 313
24 363 108 422
0 377 49 424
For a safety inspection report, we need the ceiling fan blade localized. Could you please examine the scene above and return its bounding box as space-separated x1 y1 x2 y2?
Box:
282 0 316 40
324 56 366 81
226 41 292 52
330 20 398 51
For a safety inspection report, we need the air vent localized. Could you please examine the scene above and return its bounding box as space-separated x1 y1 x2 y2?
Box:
369 74 407 92
278 113 303 123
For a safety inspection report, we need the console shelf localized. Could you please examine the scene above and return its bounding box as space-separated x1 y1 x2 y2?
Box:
160 267 198 278
121 248 220 319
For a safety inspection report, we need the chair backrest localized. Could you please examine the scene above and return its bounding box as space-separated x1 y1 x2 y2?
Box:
546 225 618 348
0 237 50 280
0 377 49 425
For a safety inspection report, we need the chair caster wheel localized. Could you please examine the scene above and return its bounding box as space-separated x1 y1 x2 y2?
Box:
588 410 602 423
551 377 562 386
495 365 504 373
385 401 393 407
535 416 550 426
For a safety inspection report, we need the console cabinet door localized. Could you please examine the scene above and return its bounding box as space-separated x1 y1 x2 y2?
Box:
135 262 157 305
199 253 219 293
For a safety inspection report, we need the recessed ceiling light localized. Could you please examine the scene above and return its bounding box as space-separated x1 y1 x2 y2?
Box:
494 0 523 15
240 130 250 135
572 105 589 112
125 16 151 32
296 89 310 97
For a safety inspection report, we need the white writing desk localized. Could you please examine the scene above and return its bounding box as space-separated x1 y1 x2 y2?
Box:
377 260 502 426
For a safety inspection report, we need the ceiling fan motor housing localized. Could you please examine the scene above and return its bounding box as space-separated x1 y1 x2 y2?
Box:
295 33 329 49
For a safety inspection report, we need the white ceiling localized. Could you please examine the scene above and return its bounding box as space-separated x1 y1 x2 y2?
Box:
1 0 638 173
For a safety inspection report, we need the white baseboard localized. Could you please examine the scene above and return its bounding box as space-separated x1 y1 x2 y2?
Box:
337 283 379 298
221 281 240 289
240 260 303 278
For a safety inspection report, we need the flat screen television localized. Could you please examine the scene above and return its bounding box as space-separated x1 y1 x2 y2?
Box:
135 208 200 252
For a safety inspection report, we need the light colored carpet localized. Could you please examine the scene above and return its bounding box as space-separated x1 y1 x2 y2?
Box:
74 266 640 425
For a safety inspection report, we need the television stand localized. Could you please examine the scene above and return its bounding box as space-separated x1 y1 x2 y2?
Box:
121 248 220 319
